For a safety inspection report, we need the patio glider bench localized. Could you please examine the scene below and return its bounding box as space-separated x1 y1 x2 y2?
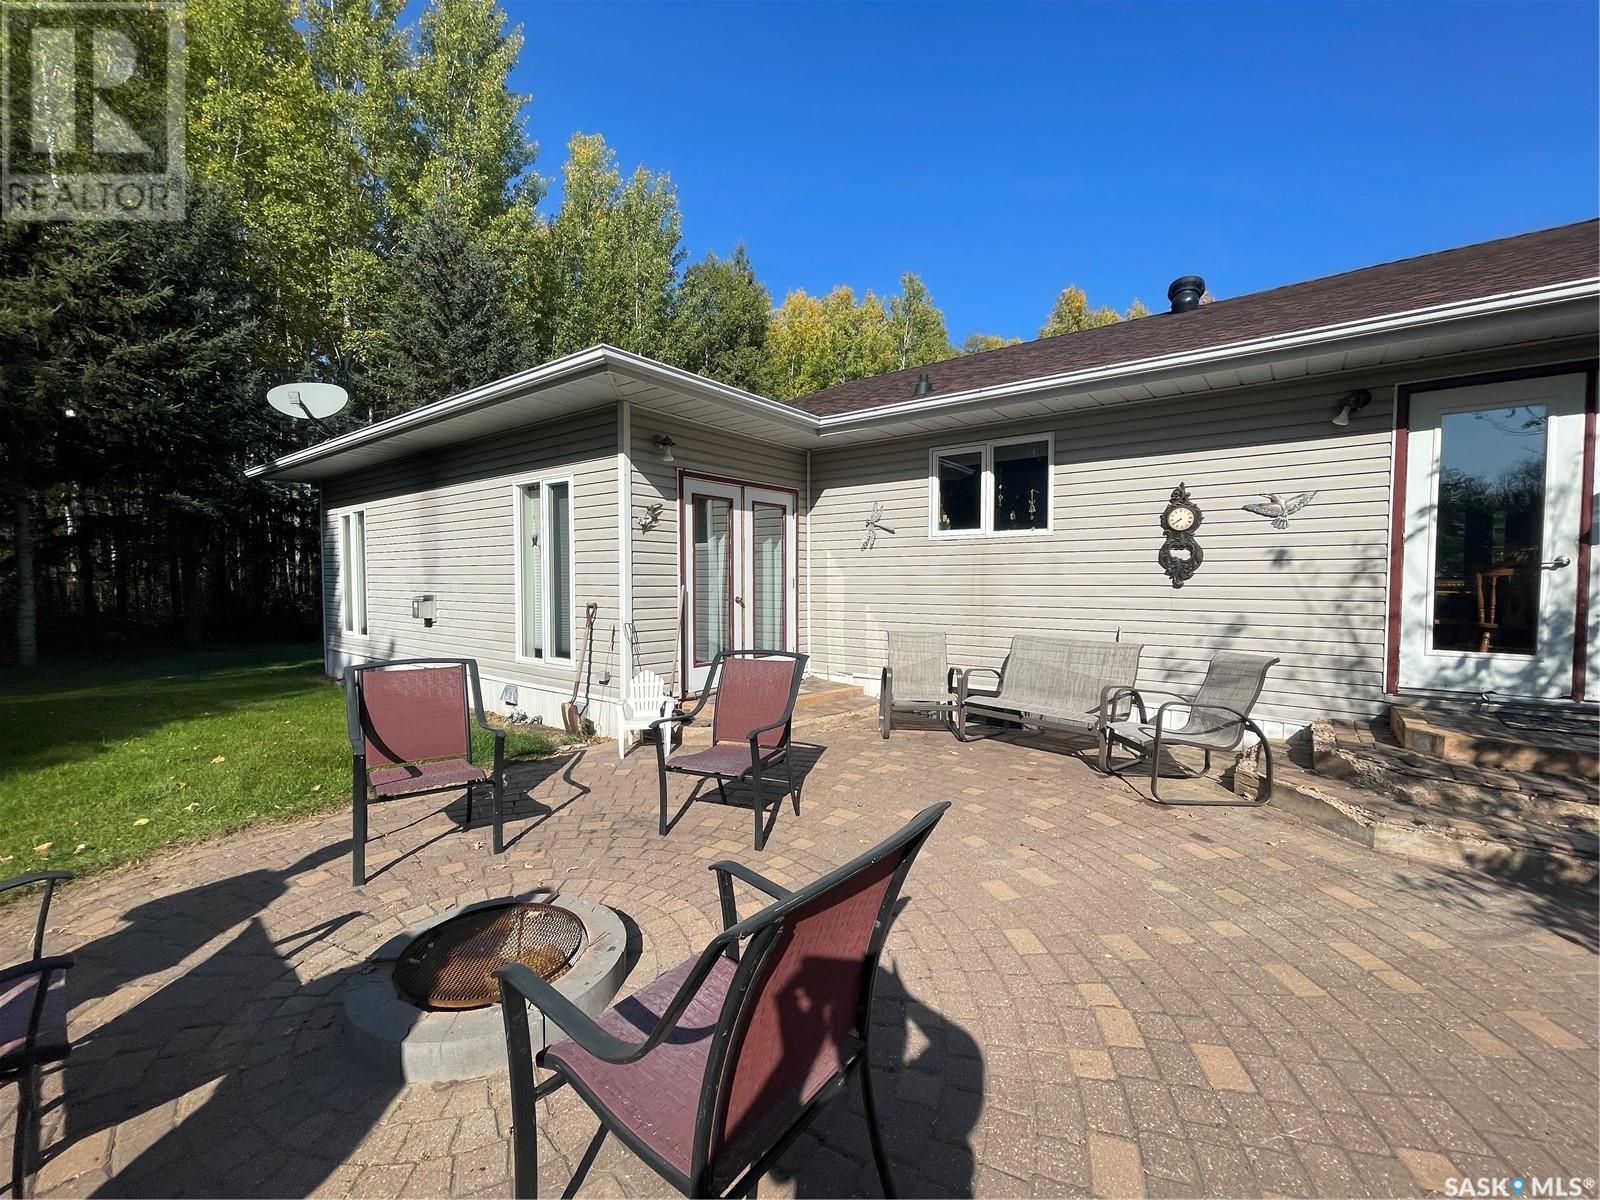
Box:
955 634 1144 745
1100 651 1281 804
347 657 506 885
1 870 73 1200
495 802 950 1199
652 650 807 851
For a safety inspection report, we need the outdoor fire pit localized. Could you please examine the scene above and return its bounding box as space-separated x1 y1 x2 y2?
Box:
342 894 627 1082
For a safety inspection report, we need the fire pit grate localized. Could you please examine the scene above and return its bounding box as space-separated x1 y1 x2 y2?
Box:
393 902 585 1011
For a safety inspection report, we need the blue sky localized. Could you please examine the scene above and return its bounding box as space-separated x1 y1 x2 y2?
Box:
511 1 1598 343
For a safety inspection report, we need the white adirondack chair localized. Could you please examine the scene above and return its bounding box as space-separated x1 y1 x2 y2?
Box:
618 667 672 759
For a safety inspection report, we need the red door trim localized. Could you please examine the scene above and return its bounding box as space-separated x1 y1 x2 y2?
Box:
1387 359 1599 699
1574 371 1597 701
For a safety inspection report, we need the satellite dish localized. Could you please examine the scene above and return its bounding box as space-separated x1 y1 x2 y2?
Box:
268 382 348 422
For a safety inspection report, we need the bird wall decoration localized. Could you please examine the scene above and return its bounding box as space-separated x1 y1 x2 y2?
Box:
1242 491 1318 530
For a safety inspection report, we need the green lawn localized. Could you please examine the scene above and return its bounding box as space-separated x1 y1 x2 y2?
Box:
0 645 563 879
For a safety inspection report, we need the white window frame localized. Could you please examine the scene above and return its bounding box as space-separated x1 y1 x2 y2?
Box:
928 432 1054 539
334 507 369 639
512 474 576 668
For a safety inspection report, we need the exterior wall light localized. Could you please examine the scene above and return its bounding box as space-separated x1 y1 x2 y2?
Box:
1331 389 1372 427
653 434 676 463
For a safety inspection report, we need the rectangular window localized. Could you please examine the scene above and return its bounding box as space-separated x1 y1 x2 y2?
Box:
516 479 573 661
340 511 367 635
934 448 983 532
930 435 1052 536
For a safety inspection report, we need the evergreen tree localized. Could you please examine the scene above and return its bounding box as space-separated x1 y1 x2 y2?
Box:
366 206 528 418
666 245 771 390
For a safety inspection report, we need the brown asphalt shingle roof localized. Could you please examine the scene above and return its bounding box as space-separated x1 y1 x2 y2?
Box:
788 219 1599 418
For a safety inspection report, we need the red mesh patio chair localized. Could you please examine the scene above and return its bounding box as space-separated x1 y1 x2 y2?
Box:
1 871 73 1199
652 651 807 851
347 658 506 885
496 802 949 1199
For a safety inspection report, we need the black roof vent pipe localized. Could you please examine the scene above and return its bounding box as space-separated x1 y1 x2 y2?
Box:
1167 276 1205 313
914 371 934 396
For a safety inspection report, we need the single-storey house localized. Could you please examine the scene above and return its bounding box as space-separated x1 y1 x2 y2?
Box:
249 220 1600 743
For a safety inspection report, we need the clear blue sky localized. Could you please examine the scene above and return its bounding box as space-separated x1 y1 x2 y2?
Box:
510 1 1598 344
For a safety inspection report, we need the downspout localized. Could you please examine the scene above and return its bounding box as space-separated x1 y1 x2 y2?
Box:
805 449 813 674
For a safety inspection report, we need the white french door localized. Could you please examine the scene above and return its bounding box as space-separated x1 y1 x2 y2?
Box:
682 475 798 692
1399 372 1591 700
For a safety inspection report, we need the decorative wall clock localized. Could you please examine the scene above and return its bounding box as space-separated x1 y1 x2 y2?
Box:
1158 483 1204 588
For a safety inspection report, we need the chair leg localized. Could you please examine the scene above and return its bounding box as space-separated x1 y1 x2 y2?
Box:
352 794 368 886
860 1057 897 1199
492 777 505 855
716 775 729 804
879 693 891 739
786 750 800 815
658 768 670 837
463 784 474 829
751 763 766 852
12 1064 38 1200
1255 735 1274 804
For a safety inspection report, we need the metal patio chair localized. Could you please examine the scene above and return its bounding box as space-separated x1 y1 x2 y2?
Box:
652 650 807 851
1 871 73 1199
879 631 956 738
496 802 950 1199
1098 651 1281 804
347 657 506 885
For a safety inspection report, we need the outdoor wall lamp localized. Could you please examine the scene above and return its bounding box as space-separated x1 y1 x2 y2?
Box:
653 434 676 463
1330 389 1372 427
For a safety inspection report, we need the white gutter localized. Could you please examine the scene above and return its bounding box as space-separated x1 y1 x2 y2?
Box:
250 278 1596 478
815 277 1599 429
247 345 814 480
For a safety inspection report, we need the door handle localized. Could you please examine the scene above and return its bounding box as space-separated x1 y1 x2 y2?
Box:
1540 556 1572 570
734 595 745 607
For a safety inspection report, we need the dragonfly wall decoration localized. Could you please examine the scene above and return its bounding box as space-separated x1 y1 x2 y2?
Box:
862 502 897 550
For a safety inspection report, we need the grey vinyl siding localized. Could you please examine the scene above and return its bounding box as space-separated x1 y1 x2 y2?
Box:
629 413 809 682
321 405 622 706
809 380 1391 728
808 341 1595 728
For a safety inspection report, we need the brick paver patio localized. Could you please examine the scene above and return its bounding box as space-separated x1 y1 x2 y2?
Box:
4 709 1596 1198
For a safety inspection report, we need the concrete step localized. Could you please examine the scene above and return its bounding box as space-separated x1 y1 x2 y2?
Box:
1390 703 1599 782
1240 755 1598 895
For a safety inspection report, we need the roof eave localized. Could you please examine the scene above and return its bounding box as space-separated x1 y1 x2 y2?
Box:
810 276 1600 429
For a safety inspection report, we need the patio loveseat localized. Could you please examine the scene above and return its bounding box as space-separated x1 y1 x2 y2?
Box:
955 634 1144 744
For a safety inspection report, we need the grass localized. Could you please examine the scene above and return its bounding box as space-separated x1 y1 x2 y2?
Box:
0 645 564 880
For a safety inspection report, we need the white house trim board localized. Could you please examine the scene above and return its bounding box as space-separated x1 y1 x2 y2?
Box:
509 472 577 669
616 401 633 681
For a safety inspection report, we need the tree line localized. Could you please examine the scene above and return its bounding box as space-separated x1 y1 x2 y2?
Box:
0 0 1146 666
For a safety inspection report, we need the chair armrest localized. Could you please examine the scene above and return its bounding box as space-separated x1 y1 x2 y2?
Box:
745 714 792 745
0 871 72 895
497 962 645 1063
1099 685 1150 724
956 666 1002 698
709 860 792 932
0 955 74 989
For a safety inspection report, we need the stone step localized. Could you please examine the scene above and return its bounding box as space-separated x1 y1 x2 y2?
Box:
1314 718 1596 830
1239 755 1598 895
1390 703 1599 782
